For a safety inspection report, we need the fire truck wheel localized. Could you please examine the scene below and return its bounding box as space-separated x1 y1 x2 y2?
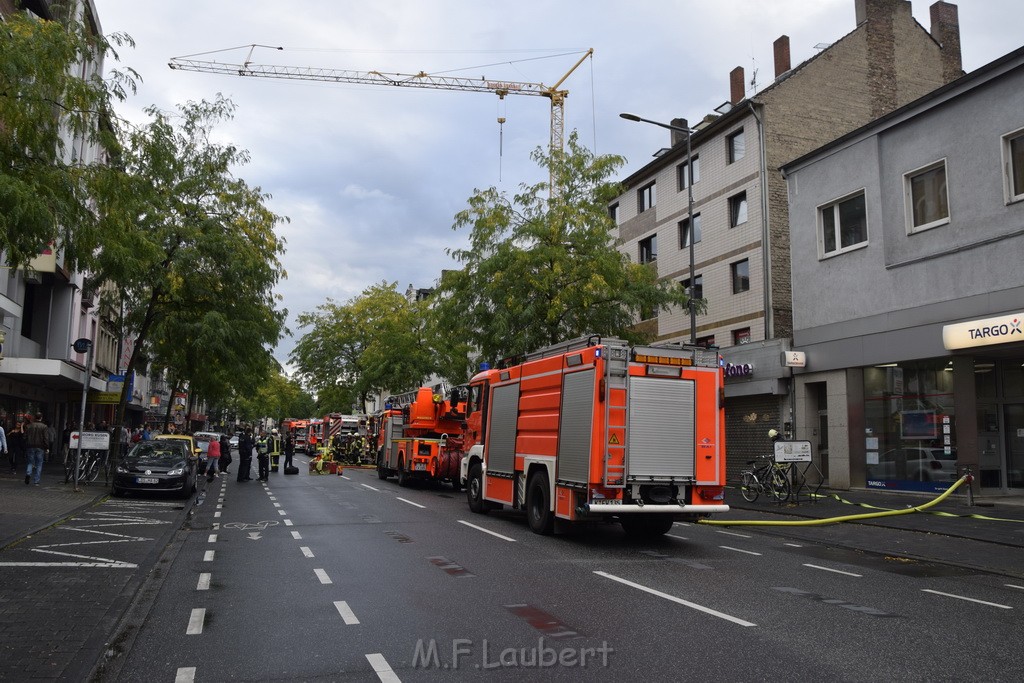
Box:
466 461 488 514
620 514 675 538
526 471 554 535
397 458 409 487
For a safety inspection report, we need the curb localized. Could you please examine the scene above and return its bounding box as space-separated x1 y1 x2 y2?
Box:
0 487 109 550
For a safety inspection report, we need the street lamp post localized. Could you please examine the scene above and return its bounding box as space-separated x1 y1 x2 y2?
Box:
620 112 697 345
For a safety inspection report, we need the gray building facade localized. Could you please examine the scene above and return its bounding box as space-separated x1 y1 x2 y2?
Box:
783 46 1024 494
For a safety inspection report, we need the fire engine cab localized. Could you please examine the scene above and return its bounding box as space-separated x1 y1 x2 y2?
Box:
459 335 729 537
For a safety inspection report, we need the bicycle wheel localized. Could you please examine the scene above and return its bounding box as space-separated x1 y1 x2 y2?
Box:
740 471 759 502
84 457 101 483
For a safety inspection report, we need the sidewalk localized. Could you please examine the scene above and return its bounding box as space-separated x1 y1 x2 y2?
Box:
0 463 109 549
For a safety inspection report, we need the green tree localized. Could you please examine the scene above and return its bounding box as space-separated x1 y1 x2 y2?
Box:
291 281 436 408
0 9 136 268
90 96 287 442
432 132 693 364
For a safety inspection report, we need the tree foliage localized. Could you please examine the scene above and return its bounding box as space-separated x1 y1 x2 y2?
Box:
290 281 436 408
432 132 693 365
0 9 137 268
90 96 287 433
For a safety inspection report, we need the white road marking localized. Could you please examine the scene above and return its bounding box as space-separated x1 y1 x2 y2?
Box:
273 503 281 508
666 534 689 541
804 563 862 578
215 504 222 510
457 520 517 542
284 519 294 526
594 571 756 627
784 543 803 548
212 523 220 530
186 608 205 634
213 511 221 518
203 550 215 562
175 667 196 683
269 496 277 501
291 531 302 540
197 573 211 590
341 475 351 480
207 534 217 543
362 484 380 492
300 546 314 558
922 589 1012 609
1005 584 1024 591
715 530 752 538
365 653 401 682
315 568 332 584
396 497 426 509
673 522 692 527
719 545 762 556
278 510 287 516
334 600 360 625
0 561 134 568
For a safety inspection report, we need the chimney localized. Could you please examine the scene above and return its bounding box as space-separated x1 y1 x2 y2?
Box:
729 66 745 104
773 35 791 78
930 1 962 83
670 118 689 147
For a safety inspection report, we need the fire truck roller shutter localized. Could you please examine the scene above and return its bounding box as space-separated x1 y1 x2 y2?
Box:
556 368 595 483
627 376 696 480
488 383 520 475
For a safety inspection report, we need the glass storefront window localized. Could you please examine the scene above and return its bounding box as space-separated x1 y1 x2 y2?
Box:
863 359 957 492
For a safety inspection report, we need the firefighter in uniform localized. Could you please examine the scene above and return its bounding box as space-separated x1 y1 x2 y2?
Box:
268 428 282 473
256 431 270 481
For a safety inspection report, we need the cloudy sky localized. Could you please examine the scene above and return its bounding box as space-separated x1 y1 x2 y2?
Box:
92 0 1023 367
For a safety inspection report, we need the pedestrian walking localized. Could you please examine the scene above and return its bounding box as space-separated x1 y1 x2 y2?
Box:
205 436 221 483
237 428 254 482
218 433 231 474
8 418 25 474
24 414 51 486
256 431 270 481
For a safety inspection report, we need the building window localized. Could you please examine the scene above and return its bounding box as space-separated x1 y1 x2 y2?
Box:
682 274 703 301
677 155 700 190
608 202 619 223
729 191 748 227
696 335 715 349
820 191 867 257
639 234 658 264
638 182 656 213
733 328 751 345
731 259 750 293
679 214 702 248
1004 130 1024 202
904 160 948 233
727 129 745 164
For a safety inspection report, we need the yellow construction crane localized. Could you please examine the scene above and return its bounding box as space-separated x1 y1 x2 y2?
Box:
168 45 594 192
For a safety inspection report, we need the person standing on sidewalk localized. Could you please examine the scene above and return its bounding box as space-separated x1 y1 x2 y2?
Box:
205 436 221 483
8 418 25 474
24 414 51 485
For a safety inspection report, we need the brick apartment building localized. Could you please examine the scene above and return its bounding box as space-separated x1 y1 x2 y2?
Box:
611 0 962 482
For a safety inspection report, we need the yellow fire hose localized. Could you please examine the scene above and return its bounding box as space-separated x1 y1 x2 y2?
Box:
699 475 969 527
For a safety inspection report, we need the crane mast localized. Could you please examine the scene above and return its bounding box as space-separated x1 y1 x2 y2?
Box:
168 46 593 193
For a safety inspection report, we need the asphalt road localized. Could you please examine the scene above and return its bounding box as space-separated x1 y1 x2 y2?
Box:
109 460 1024 682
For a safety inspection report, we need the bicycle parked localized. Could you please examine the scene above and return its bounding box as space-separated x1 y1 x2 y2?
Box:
740 454 792 503
65 449 105 484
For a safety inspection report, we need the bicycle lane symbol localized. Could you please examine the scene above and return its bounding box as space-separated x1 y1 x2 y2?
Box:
221 520 280 540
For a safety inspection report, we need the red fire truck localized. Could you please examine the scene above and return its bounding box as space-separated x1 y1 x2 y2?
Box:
376 387 466 490
459 335 729 537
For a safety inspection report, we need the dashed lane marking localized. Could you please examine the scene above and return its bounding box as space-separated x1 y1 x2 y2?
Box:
457 520 516 542
362 484 380 492
715 530 752 539
1006 584 1024 591
273 503 281 508
334 600 360 625
315 568 332 584
365 653 401 682
284 519 294 526
197 573 211 591
785 543 803 548
175 666 196 683
666 534 689 541
203 550 215 562
804 563 862 578
719 545 762 556
278 510 287 516
396 497 426 509
214 512 221 519
341 475 351 480
594 571 756 627
207 534 217 543
186 608 205 635
291 531 302 540
922 589 1013 610
301 546 314 558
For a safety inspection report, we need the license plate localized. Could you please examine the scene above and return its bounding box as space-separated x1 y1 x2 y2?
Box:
414 463 427 471
137 477 159 484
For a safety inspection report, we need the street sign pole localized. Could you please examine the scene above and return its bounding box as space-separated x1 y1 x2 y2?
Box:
72 338 94 493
